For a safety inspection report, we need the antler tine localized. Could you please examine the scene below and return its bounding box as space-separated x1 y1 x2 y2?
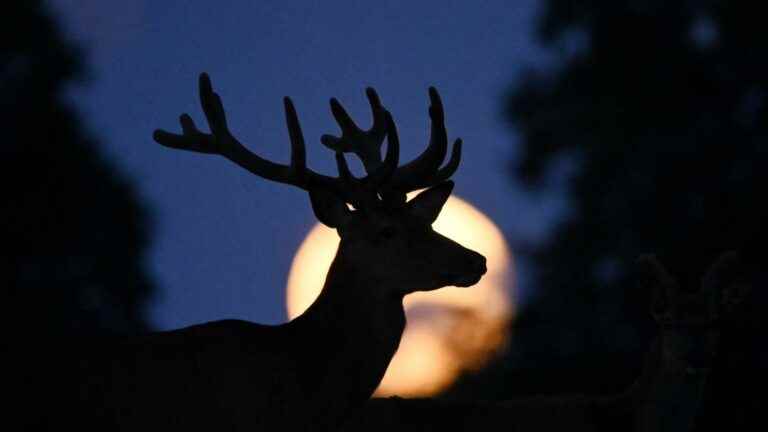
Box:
367 110 400 191
388 87 461 193
397 138 463 191
331 110 400 209
154 73 356 202
320 87 388 173
226 96 322 188
333 152 377 209
283 97 307 175
335 152 354 183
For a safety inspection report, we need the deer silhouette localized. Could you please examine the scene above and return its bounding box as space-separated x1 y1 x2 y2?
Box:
53 73 484 431
347 252 749 432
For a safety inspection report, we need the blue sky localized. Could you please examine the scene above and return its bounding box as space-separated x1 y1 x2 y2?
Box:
48 0 568 329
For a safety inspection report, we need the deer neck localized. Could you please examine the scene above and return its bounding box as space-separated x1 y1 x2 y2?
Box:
288 255 406 403
620 334 714 432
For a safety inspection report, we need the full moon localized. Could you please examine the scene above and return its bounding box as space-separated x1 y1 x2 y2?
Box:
286 193 514 397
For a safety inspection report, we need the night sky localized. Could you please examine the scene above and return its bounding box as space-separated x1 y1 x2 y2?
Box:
48 0 566 329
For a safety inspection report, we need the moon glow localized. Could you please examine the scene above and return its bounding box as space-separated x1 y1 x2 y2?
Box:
286 194 514 397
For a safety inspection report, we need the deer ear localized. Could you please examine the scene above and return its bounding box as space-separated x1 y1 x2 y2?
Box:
702 251 750 315
702 251 740 293
408 181 454 224
309 188 351 229
636 254 677 320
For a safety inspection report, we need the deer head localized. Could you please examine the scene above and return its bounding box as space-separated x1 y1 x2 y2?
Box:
153 73 486 299
636 251 749 374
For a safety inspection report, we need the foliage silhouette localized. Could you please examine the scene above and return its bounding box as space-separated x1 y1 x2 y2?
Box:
3 2 155 430
450 0 767 429
1 1 154 338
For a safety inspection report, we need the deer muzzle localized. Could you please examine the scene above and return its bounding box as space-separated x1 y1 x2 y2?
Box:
449 252 487 287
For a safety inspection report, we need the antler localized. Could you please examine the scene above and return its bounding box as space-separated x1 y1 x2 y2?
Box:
153 73 398 207
154 73 463 209
320 88 388 173
321 86 463 198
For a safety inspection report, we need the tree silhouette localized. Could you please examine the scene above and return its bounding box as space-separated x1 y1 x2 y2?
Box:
3 3 156 428
471 0 767 429
1 1 154 337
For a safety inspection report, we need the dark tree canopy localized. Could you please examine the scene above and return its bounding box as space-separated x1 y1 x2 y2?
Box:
501 0 766 365
511 0 765 292
1 1 154 337
455 0 766 429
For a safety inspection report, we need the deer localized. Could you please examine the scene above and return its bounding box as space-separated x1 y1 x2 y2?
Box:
345 251 750 432
31 73 485 431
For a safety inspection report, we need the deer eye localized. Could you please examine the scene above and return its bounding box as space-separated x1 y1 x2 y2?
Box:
376 226 397 241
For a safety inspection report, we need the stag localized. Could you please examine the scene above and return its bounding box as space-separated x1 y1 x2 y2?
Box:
27 73 484 431
347 252 750 432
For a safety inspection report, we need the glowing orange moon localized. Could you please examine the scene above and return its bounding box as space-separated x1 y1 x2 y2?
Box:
286 194 514 397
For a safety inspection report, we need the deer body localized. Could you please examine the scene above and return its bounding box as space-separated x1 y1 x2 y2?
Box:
90 234 476 431
95 274 406 431
47 73 484 431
